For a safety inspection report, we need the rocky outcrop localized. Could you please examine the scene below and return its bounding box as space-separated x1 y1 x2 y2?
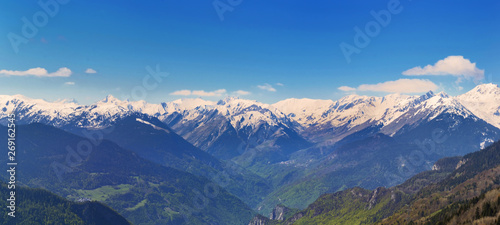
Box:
248 205 296 225
283 212 304 225
269 204 290 221
433 156 462 172
368 187 390 209
248 214 270 225
456 158 468 169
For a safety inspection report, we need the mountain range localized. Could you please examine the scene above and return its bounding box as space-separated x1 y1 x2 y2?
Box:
1 83 500 223
2 84 499 146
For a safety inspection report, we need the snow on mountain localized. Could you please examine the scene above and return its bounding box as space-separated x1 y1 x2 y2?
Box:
0 94 80 126
379 91 476 136
325 93 412 128
165 98 216 114
272 98 334 126
456 83 500 129
271 93 424 130
129 117 173 136
215 97 289 130
90 95 165 116
0 94 79 116
0 94 165 128
417 91 473 121
160 97 289 131
271 90 479 144
160 96 311 159
272 91 475 133
169 97 295 140
1 83 498 139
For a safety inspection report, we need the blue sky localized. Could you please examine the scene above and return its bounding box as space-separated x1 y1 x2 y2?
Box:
0 0 498 104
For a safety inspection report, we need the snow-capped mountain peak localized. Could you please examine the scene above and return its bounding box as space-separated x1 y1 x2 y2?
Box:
436 91 450 98
272 98 334 125
456 83 500 128
163 98 216 114
217 97 266 108
469 83 500 95
98 95 123 104
1 83 499 133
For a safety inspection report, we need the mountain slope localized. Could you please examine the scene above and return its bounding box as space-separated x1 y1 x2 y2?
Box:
0 95 311 161
254 90 500 214
257 108 500 213
100 115 272 208
163 97 312 160
456 83 500 129
0 181 131 225
251 140 500 225
0 124 255 225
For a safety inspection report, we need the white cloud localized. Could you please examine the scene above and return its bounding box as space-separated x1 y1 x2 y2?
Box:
64 81 75 85
193 89 227 97
402 55 484 82
233 90 251 96
257 83 277 92
276 83 284 86
85 68 97 74
339 79 438 94
358 79 438 93
170 90 192 96
338 86 356 92
0 67 72 77
170 89 227 97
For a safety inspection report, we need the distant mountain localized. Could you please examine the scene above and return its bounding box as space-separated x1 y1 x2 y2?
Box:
101 115 224 173
2 84 499 133
0 124 255 225
0 181 131 225
2 85 499 152
163 97 311 160
0 95 311 160
2 84 500 217
273 91 478 143
0 94 161 128
250 140 500 224
456 83 500 129
271 98 334 128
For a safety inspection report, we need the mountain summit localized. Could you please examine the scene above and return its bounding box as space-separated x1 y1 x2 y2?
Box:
457 83 500 128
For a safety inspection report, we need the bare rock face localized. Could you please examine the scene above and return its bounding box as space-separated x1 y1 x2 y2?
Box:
269 205 290 221
456 158 468 169
248 205 294 225
368 187 390 209
248 214 270 225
